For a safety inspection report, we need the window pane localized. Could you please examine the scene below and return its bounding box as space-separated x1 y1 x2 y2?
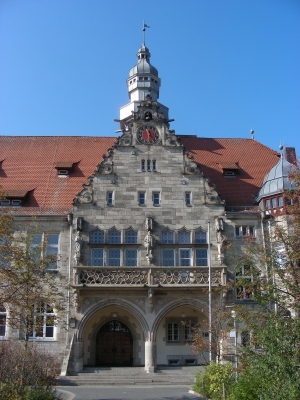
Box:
125 249 137 266
196 249 207 266
108 230 121 244
235 227 240 236
272 198 277 208
153 192 160 206
195 231 206 244
179 249 191 266
141 160 145 171
178 231 190 244
185 192 191 205
47 234 58 269
91 249 104 266
139 193 145 205
125 230 137 244
162 249 175 266
108 249 120 266
278 196 284 207
152 160 156 171
161 231 174 244
265 199 271 209
90 230 105 244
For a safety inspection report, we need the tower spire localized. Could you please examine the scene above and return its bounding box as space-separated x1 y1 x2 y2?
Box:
142 21 150 46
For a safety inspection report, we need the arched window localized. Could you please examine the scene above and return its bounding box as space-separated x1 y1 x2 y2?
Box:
125 230 137 244
178 230 191 244
90 229 105 244
161 230 174 244
195 231 206 244
108 230 121 244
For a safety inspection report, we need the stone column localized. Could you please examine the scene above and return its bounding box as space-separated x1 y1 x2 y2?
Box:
145 340 156 373
72 340 84 373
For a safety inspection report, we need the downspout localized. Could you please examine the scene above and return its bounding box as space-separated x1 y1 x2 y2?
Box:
66 211 73 348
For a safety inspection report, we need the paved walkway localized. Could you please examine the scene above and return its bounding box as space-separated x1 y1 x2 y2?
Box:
57 385 206 400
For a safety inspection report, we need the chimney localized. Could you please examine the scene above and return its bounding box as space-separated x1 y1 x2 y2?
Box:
284 147 297 165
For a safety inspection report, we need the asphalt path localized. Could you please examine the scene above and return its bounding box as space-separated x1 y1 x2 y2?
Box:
57 385 206 400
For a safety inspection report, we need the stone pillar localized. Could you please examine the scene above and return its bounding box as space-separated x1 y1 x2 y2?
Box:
72 340 84 373
145 340 156 373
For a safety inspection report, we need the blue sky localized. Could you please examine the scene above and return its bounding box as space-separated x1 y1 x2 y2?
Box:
1 0 299 156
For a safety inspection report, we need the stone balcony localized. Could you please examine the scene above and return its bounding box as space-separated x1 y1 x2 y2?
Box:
73 266 226 287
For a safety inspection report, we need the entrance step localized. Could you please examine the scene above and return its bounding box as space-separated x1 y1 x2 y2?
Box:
58 366 204 386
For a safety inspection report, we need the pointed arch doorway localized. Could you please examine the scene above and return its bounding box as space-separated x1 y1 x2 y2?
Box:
96 320 133 366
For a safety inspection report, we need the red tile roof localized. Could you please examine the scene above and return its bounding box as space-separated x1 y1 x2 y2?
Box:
181 137 280 208
0 136 280 215
0 136 116 215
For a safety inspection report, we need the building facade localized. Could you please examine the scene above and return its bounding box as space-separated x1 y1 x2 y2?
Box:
0 42 295 374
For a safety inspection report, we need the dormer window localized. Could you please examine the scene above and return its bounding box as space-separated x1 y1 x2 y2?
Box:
218 162 239 178
55 161 75 177
1 189 29 207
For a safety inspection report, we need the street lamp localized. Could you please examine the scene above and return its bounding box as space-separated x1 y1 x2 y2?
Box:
231 310 238 382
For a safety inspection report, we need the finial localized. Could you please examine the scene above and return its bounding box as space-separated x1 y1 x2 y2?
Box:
142 21 150 46
279 143 283 152
250 129 254 140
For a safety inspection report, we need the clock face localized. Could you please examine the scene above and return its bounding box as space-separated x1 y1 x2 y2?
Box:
137 126 159 144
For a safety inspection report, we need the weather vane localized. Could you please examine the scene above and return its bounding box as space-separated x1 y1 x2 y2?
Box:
142 20 150 46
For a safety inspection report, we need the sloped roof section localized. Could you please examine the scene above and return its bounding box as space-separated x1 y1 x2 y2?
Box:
0 136 116 215
181 137 280 209
0 135 280 215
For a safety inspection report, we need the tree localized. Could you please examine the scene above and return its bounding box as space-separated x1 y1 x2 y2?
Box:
228 162 300 399
0 191 67 346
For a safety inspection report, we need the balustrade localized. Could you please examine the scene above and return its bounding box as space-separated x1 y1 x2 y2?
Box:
76 267 226 286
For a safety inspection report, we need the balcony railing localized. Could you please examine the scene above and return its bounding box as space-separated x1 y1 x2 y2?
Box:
75 266 226 286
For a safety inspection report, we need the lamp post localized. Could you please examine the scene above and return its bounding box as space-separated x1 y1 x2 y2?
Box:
231 310 238 382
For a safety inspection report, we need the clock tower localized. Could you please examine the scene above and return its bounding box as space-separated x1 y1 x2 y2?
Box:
116 43 179 148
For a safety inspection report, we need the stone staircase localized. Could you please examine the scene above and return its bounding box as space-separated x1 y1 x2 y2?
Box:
58 366 204 386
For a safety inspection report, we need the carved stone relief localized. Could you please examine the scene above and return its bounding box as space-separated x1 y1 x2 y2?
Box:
204 178 225 204
74 185 93 204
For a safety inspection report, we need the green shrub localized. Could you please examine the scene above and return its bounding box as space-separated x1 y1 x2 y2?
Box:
193 362 235 400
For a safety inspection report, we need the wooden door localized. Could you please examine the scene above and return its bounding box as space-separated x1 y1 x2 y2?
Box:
96 320 133 366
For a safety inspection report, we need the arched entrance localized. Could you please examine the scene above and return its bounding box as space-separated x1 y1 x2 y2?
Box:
96 320 133 366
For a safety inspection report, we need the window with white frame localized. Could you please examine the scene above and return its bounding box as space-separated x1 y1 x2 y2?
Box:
46 235 59 269
91 249 104 266
0 305 6 336
138 192 146 206
108 230 121 244
178 230 191 244
179 248 192 266
161 230 174 244
107 191 114 206
30 304 55 339
141 160 146 172
276 244 287 269
236 266 256 300
90 229 105 244
265 199 271 210
162 249 175 266
31 234 59 269
184 321 196 341
196 249 208 266
153 192 160 206
235 226 255 238
167 322 179 341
